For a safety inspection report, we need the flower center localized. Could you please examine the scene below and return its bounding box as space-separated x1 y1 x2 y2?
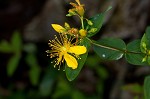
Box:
62 46 67 51
61 45 70 54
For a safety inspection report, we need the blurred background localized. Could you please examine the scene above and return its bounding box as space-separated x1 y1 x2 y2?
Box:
0 0 150 99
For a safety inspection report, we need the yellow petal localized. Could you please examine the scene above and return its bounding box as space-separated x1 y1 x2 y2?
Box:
75 0 81 5
51 24 65 33
70 2 77 7
69 46 86 55
64 54 78 69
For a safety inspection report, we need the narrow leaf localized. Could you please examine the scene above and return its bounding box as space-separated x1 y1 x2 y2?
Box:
0 40 12 53
7 53 21 76
11 31 22 52
29 67 40 86
26 54 41 85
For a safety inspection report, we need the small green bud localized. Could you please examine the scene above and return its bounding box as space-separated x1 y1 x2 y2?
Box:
64 22 70 30
66 14 72 17
142 56 147 62
87 20 93 26
66 9 77 17
88 28 97 33
142 42 147 50
148 50 150 55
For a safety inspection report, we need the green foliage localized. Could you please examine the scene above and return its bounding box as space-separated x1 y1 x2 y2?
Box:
60 4 150 82
1 1 150 98
26 53 41 86
145 27 150 49
86 6 112 37
141 34 147 53
7 53 21 76
0 40 12 53
125 40 148 65
93 38 126 60
144 76 150 99
11 31 22 52
0 32 22 76
0 31 41 86
66 3 150 98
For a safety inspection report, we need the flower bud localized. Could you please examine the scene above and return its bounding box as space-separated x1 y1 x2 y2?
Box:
76 6 84 16
142 56 147 62
88 28 97 33
79 29 87 37
68 28 78 35
142 42 147 50
64 22 71 30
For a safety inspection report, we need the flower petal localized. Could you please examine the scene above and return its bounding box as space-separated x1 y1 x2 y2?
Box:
51 24 65 33
75 0 81 5
64 54 78 69
69 46 86 55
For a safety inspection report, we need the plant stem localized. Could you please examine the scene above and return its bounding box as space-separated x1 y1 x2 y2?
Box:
80 16 84 29
86 37 143 55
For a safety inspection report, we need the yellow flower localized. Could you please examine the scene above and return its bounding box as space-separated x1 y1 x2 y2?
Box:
51 23 79 36
46 34 87 70
51 24 66 33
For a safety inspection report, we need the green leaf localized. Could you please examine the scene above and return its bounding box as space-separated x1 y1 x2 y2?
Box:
65 37 91 81
93 38 126 60
7 53 21 76
125 40 148 65
29 67 40 86
11 31 22 52
26 54 38 66
140 34 147 53
145 26 150 49
86 6 112 37
0 40 12 53
25 54 41 86
144 76 150 99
